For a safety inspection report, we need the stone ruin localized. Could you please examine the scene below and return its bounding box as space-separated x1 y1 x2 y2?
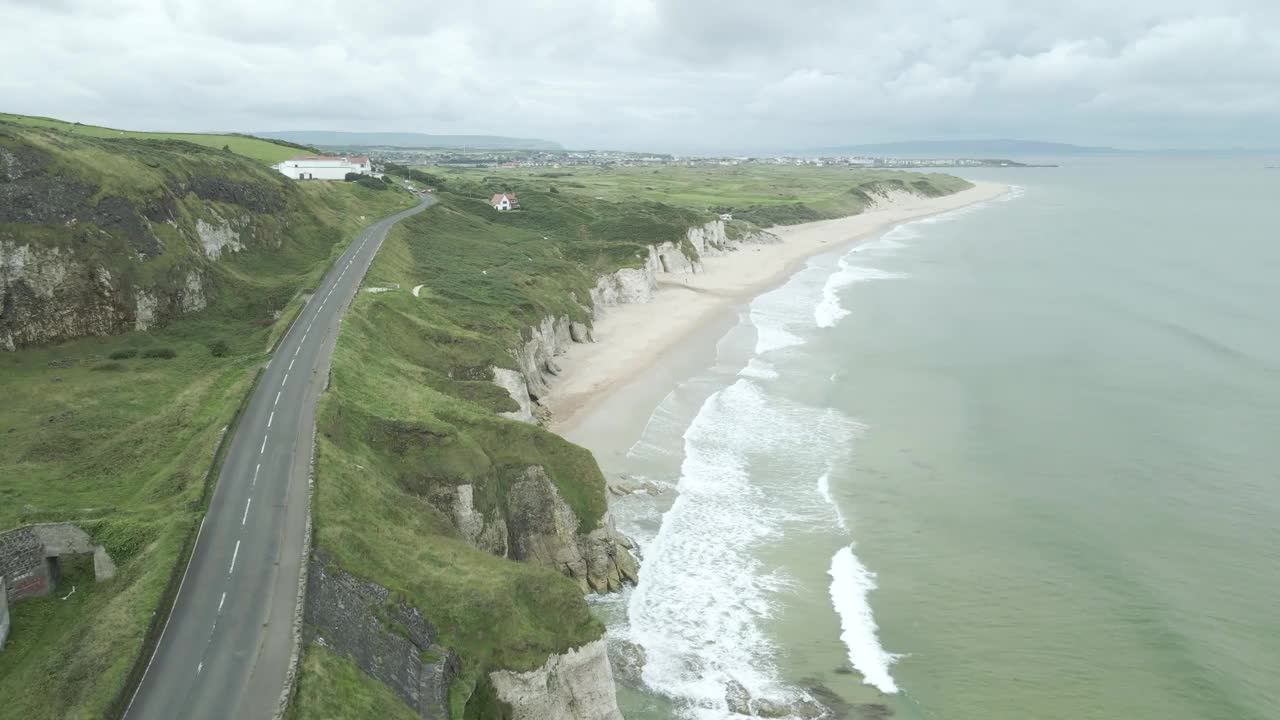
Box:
0 523 118 652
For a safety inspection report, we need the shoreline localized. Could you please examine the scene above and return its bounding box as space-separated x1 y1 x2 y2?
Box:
546 180 1010 433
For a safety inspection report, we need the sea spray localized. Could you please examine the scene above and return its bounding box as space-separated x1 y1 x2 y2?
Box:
627 378 862 717
828 545 901 694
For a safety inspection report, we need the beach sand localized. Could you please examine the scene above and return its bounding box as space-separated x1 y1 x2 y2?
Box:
546 180 1009 433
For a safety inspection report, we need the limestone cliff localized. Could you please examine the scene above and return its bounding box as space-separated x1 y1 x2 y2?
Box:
0 119 328 350
489 639 623 720
436 465 638 593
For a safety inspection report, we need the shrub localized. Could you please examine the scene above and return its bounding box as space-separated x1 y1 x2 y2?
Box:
108 348 138 360
208 339 230 357
344 172 363 182
354 176 387 191
142 347 177 359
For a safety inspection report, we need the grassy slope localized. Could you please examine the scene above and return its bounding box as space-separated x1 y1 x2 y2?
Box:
295 182 706 718
433 163 973 227
296 167 975 717
0 112 310 165
0 121 416 718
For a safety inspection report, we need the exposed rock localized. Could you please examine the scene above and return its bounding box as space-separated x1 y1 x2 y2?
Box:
196 216 245 259
725 679 752 715
570 321 592 343
491 367 536 424
606 638 646 688
304 553 456 720
134 290 158 331
751 698 793 718
489 638 623 720
448 484 509 556
505 466 638 593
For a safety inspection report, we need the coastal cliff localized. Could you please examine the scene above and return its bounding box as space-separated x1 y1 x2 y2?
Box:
0 119 388 351
496 218 779 417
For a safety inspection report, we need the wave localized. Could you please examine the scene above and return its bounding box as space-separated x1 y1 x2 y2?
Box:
816 469 848 531
628 378 860 717
814 254 909 329
829 545 901 694
739 357 780 380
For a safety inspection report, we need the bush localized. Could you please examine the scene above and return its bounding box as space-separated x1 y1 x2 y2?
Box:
344 172 363 182
354 175 387 191
108 348 138 360
142 347 177 359
208 339 230 357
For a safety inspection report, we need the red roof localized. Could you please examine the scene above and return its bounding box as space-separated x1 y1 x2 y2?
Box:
490 193 516 204
287 156 370 163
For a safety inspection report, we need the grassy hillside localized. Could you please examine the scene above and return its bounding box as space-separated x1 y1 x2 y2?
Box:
0 118 416 719
290 180 708 718
0 112 312 164
433 163 973 227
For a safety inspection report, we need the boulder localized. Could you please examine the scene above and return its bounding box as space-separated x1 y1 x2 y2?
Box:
724 679 752 715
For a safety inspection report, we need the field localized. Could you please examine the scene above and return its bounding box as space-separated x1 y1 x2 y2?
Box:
0 117 417 718
429 163 973 226
0 112 310 165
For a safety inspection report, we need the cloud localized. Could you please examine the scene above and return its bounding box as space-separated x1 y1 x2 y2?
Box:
1 0 1278 150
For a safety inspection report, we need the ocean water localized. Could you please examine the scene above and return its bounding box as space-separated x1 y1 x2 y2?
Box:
591 159 1280 720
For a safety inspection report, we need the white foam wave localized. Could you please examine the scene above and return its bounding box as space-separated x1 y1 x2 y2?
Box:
629 379 860 716
816 470 848 531
829 545 901 694
739 358 779 380
814 253 909 329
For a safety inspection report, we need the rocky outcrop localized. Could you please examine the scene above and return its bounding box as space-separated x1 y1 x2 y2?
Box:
446 484 509 556
505 466 638 593
196 215 247 259
304 553 456 720
492 367 537 424
489 639 623 720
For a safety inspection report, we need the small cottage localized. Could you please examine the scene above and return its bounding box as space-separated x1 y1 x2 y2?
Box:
490 192 520 211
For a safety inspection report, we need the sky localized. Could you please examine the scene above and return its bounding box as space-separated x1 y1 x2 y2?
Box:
3 0 1279 153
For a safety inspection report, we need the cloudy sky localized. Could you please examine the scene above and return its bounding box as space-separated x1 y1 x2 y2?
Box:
3 0 1279 152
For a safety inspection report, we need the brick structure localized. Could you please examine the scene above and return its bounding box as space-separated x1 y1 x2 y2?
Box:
0 523 118 653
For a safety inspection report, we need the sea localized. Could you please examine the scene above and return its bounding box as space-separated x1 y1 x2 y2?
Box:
583 158 1280 720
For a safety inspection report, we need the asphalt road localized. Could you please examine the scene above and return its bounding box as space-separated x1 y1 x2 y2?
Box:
125 195 433 720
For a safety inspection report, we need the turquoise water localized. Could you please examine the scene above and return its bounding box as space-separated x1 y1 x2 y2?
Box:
593 159 1280 720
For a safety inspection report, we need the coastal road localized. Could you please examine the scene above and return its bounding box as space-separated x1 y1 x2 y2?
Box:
125 195 434 720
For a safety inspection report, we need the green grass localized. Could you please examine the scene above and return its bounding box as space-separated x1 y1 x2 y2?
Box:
0 112 310 165
430 163 973 227
0 118 418 718
288 645 419 720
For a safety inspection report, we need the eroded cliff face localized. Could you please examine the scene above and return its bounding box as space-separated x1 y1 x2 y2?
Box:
0 125 284 350
489 639 623 720
438 465 638 594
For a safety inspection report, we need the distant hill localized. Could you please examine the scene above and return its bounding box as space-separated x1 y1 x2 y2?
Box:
256 130 563 151
814 139 1126 157
0 113 313 164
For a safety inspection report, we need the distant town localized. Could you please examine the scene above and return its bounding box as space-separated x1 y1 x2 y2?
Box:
314 146 1056 170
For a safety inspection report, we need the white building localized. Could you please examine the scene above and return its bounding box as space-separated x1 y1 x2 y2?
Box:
273 155 372 180
490 192 519 211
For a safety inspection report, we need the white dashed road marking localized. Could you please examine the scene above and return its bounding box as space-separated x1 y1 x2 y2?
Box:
242 498 252 526
218 592 226 613
228 540 241 575
260 436 267 454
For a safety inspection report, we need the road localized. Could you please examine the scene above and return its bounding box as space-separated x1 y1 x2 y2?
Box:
125 195 433 720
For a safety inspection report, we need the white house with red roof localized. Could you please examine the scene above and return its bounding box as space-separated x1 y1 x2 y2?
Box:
490 192 519 211
273 155 372 180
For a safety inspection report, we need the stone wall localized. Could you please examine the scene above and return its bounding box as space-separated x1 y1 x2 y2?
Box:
0 526 52 601
1 577 10 651
0 523 117 604
304 553 456 720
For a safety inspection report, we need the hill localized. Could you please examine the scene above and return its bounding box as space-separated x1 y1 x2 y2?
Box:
256 130 563 151
0 116 416 719
0 113 314 164
814 138 1125 157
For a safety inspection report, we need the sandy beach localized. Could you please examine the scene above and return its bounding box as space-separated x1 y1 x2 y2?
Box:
546 180 1009 432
